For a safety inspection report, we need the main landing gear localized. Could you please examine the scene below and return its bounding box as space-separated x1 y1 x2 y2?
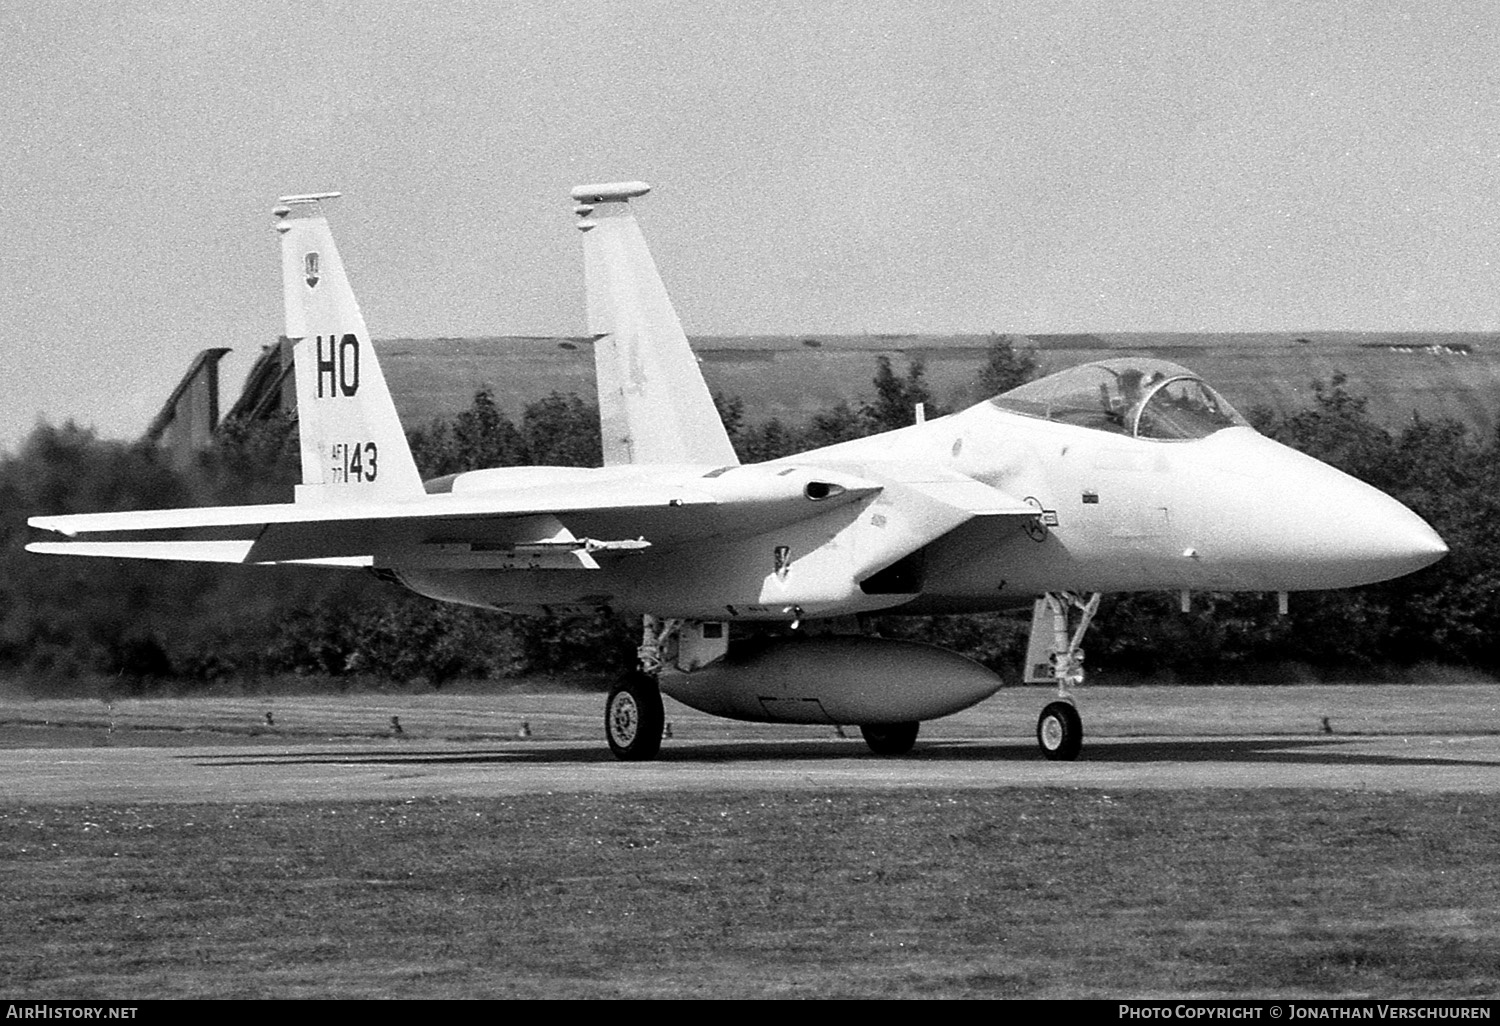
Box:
605 670 664 761
604 615 677 761
1025 592 1100 761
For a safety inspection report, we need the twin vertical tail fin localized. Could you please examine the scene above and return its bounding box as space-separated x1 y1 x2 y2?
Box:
573 182 739 468
275 194 424 504
275 184 732 498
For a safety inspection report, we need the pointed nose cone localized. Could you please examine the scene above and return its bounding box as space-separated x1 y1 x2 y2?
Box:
1182 431 1448 590
1317 480 1448 585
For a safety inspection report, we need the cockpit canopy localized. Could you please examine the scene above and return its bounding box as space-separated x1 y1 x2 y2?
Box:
989 358 1249 440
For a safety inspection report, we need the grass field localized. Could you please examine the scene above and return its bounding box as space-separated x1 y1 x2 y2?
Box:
1 684 1498 999
2 789 1497 999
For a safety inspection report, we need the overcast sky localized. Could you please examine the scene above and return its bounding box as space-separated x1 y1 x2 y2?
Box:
2 1 1497 448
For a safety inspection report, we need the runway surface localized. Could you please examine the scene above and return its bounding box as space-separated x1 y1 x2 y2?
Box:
2 733 1500 805
2 684 1498 804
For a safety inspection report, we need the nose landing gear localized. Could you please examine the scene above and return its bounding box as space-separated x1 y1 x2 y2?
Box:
1037 700 1083 761
1025 592 1100 761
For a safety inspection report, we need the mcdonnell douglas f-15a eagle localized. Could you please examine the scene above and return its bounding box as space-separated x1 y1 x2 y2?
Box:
28 184 1448 761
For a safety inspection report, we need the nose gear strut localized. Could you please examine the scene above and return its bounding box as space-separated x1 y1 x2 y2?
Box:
1024 592 1100 760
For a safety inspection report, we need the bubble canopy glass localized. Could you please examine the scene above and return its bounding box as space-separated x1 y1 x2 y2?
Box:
989 358 1249 440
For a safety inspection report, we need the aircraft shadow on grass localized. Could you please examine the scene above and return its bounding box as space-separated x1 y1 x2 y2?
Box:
182 735 1500 772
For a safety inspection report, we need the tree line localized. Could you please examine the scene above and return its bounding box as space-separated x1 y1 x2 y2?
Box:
0 338 1494 693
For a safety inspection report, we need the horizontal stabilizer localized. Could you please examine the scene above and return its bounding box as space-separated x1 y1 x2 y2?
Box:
28 480 730 537
25 541 373 569
27 540 259 563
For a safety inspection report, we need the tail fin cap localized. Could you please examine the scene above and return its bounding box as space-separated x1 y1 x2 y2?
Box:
571 182 651 203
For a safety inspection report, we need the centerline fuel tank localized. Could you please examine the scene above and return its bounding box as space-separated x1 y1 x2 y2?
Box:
658 635 1003 725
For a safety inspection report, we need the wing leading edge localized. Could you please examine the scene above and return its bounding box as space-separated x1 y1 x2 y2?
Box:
27 465 889 568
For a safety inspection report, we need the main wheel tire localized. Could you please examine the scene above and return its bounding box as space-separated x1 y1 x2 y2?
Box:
605 672 665 761
1037 701 1083 761
860 721 920 756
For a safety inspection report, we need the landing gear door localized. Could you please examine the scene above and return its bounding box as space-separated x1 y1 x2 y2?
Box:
1022 592 1099 688
676 620 730 671
1024 597 1066 684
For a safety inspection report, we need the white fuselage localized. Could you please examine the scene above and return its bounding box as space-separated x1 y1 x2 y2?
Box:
393 401 1447 621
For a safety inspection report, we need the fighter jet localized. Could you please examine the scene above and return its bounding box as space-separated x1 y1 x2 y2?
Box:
27 184 1448 761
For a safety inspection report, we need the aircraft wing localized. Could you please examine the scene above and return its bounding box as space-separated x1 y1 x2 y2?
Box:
27 471 886 569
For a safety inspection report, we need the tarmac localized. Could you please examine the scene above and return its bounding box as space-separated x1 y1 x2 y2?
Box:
2 685 1498 805
0 693 1494 804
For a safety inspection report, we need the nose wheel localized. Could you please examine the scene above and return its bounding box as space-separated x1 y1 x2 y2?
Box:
1037 701 1082 761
